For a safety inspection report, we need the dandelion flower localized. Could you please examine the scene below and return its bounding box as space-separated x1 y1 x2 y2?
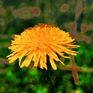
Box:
7 24 79 70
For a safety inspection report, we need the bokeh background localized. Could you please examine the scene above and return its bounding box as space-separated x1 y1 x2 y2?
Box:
0 0 93 93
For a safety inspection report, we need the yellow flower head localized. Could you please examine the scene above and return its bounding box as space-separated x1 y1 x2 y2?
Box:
7 24 79 70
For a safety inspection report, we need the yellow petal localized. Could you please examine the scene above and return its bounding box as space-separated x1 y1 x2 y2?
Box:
39 51 47 69
33 53 40 67
47 48 59 61
8 54 18 63
43 52 47 70
64 47 77 55
39 57 44 69
59 60 65 65
18 50 28 66
7 52 16 58
50 58 57 70
49 43 63 52
20 52 34 68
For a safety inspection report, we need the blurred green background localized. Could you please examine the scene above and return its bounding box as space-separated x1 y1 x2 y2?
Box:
0 0 93 93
